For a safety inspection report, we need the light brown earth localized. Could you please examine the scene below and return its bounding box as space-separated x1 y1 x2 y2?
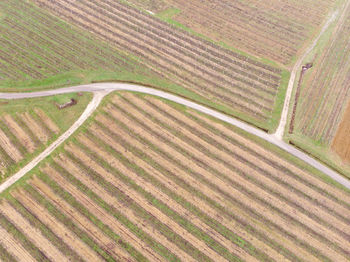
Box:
0 200 69 261
332 101 350 162
2 114 36 153
30 175 134 262
20 112 49 143
34 108 60 134
0 128 22 162
0 224 36 262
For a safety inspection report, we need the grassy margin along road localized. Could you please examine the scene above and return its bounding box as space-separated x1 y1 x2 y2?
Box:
0 83 349 195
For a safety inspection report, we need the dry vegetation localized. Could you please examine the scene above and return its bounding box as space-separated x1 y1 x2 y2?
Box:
294 7 350 145
332 102 350 163
32 0 284 128
0 92 349 261
0 0 150 88
0 110 59 175
127 0 339 65
0 92 92 183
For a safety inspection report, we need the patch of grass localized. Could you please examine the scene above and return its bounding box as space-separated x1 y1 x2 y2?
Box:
0 211 49 262
24 183 115 261
154 7 281 69
7 195 82 262
51 159 176 262
0 243 16 262
38 171 149 262
0 92 92 184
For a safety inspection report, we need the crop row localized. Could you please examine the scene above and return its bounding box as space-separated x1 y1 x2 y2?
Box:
48 0 270 118
1 92 349 261
89 113 324 261
33 0 282 120
0 0 140 81
164 0 336 64
170 0 296 64
0 109 59 175
81 0 280 95
93 0 281 88
104 93 349 261
295 10 350 144
134 94 350 221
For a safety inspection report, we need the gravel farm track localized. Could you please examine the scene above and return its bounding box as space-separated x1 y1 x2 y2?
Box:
0 82 349 194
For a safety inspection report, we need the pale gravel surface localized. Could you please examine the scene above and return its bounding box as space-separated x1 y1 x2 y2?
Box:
0 83 349 192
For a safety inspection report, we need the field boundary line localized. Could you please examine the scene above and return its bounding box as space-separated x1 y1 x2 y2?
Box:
0 90 109 193
274 8 341 139
0 83 349 192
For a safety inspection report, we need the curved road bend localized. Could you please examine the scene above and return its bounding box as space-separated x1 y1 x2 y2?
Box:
0 82 349 193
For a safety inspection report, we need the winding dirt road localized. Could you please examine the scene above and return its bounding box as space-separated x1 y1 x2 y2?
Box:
0 83 349 193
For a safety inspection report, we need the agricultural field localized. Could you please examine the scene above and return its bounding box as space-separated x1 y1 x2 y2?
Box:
0 92 92 183
125 0 341 66
288 3 350 178
0 91 349 261
0 0 155 91
29 0 288 131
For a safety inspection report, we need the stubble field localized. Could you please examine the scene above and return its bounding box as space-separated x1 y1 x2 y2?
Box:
125 0 340 65
0 92 92 184
289 2 350 176
30 0 286 131
0 92 349 262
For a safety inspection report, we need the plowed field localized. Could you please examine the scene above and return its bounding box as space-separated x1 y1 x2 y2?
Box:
0 92 349 262
31 0 285 129
127 0 339 65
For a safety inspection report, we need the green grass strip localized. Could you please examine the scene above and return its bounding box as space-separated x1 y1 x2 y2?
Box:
63 148 211 262
0 212 49 261
51 158 182 262
23 184 114 262
37 170 149 262
74 131 246 262
7 195 83 262
0 243 17 262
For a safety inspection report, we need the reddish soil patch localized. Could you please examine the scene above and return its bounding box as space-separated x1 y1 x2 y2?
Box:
332 101 350 162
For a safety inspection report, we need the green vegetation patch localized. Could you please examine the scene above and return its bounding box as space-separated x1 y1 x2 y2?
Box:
0 92 92 183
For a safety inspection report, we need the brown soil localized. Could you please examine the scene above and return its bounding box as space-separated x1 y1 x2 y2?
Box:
0 200 68 261
30 174 134 262
2 114 36 153
12 189 103 262
332 101 350 163
0 224 36 262
34 108 60 134
20 112 49 143
0 127 22 162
